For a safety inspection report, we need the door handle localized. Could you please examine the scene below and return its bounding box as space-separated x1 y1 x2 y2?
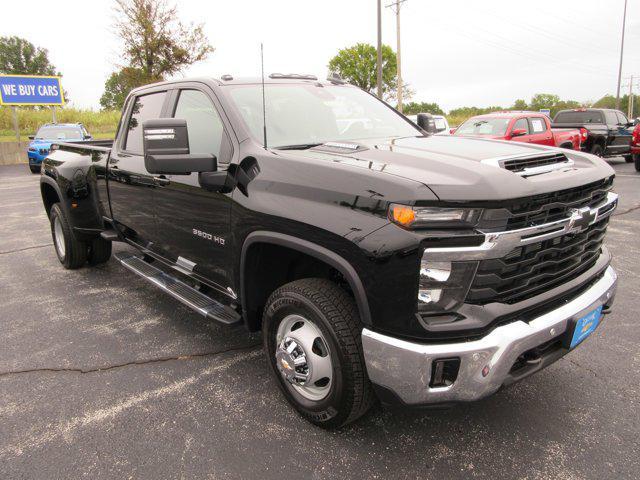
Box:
153 175 170 186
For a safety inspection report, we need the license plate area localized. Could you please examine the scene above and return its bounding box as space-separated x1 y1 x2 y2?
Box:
563 306 603 349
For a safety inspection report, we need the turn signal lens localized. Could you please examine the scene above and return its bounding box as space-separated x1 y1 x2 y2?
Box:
390 204 416 226
388 204 481 229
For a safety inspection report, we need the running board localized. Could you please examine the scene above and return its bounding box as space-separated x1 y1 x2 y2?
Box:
115 252 242 326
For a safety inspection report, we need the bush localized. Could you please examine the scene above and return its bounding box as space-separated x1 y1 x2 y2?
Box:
0 107 119 141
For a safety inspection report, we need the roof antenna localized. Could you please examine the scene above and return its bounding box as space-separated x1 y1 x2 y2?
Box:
261 43 268 149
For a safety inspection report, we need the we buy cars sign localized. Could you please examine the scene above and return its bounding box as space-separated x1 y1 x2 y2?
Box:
0 74 65 106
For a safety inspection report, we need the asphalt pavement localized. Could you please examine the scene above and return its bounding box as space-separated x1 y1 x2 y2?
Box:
0 160 639 479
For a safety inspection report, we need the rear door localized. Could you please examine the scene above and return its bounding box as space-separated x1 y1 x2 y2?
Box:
152 85 235 293
108 89 170 247
527 116 554 146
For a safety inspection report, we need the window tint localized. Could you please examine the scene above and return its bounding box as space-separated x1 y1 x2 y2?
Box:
124 91 167 153
615 111 628 125
604 111 618 125
530 117 546 133
554 111 604 124
174 90 226 162
513 118 529 133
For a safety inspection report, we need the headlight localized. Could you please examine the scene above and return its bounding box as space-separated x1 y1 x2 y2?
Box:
389 204 481 229
418 257 477 313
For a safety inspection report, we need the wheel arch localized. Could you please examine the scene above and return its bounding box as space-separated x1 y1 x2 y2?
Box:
239 231 372 331
40 178 63 217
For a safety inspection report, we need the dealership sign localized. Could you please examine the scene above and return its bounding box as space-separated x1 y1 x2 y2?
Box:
0 74 65 106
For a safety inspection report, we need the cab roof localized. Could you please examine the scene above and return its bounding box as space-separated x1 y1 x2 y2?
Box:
471 111 547 119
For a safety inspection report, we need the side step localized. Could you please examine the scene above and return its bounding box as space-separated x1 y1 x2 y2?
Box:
100 229 121 241
115 252 242 326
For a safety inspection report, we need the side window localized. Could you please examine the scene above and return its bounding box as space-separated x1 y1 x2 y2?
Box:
604 111 618 125
513 118 529 133
616 111 628 125
529 117 546 133
124 91 167 154
174 89 227 163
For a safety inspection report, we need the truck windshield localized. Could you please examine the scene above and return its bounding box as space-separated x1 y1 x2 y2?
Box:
35 126 83 140
455 118 509 136
227 84 420 148
554 111 604 124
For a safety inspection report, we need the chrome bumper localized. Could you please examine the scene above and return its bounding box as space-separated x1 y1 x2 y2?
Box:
362 265 618 405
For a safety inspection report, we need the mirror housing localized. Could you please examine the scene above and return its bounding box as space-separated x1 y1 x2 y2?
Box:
510 128 527 138
416 113 436 134
28 135 35 140
84 134 93 140
142 118 217 175
449 127 457 135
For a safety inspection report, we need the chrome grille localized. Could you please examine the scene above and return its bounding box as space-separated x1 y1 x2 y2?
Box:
467 216 609 304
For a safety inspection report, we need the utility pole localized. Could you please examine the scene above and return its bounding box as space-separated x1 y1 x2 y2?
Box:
615 0 628 110
387 0 407 112
376 0 383 99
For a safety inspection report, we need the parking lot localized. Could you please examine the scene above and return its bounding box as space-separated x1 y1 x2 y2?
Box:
0 161 638 479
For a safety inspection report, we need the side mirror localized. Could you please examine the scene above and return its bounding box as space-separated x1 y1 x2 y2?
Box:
510 128 527 137
28 135 35 140
449 128 457 135
416 113 436 134
85 135 93 140
142 118 217 175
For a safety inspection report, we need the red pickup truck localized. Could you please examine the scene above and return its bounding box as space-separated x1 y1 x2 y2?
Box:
633 122 640 171
453 111 583 150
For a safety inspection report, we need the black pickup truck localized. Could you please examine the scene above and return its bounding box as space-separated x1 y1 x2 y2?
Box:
39 75 618 428
552 108 635 160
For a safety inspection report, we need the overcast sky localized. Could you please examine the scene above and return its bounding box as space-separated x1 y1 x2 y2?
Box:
2 0 639 111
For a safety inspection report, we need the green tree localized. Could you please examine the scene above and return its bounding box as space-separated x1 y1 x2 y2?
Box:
114 0 214 79
529 93 560 112
328 43 397 97
403 101 444 115
100 67 158 110
512 99 528 110
0 36 59 75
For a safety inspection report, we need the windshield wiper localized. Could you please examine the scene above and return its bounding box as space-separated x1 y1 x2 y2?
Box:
273 143 324 150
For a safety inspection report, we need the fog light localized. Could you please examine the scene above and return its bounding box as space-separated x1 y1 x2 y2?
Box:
429 358 461 388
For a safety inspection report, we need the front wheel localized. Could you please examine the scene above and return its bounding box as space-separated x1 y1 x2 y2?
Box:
634 154 640 172
50 203 87 269
624 155 634 163
262 278 374 428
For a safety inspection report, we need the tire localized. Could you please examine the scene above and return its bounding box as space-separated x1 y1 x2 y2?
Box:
624 155 633 163
590 144 604 157
49 203 87 269
87 236 112 265
634 154 640 172
263 278 374 428
29 165 40 174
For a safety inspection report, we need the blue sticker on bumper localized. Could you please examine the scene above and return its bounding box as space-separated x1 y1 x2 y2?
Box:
570 306 603 348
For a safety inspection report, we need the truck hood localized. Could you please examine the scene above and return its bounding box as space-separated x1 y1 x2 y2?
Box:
292 135 614 202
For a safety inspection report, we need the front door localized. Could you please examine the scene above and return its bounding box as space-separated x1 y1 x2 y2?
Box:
108 90 169 247
509 117 531 144
152 87 235 293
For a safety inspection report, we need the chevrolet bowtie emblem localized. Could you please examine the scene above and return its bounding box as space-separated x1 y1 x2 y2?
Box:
568 207 596 232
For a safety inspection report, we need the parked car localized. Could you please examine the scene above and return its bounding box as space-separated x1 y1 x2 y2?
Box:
407 113 450 134
28 123 92 173
39 75 618 428
552 108 634 161
453 111 582 150
632 121 640 171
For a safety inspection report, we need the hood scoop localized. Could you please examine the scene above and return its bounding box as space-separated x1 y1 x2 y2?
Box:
311 142 368 154
481 152 575 177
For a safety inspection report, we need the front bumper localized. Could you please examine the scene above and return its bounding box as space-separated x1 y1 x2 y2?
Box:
362 265 617 406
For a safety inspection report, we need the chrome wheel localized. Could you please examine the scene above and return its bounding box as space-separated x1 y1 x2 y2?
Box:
53 216 66 258
275 314 333 401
